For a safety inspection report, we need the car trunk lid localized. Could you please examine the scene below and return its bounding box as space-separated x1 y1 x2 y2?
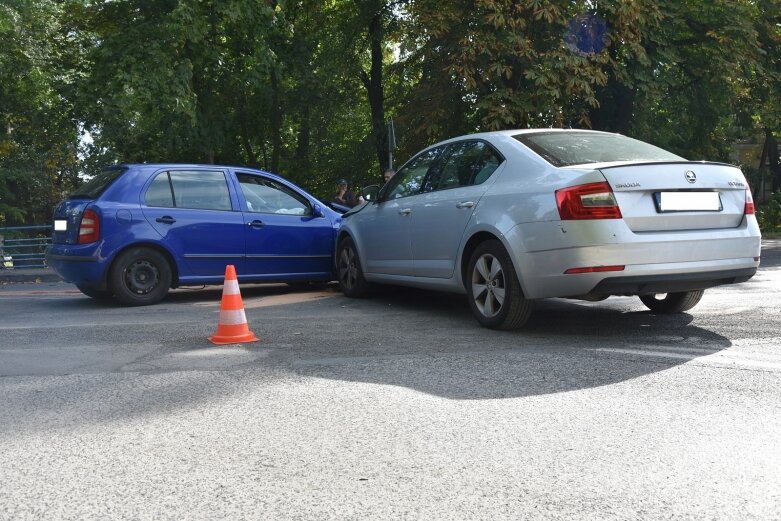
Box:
51 200 94 244
594 161 748 232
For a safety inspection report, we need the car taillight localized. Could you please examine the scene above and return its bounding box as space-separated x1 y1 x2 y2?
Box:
556 182 622 220
78 209 100 244
744 186 755 215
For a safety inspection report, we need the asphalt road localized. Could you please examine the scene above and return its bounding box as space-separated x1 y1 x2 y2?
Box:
0 241 779 520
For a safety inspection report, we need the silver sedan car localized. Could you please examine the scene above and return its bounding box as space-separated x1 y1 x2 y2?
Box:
336 130 762 329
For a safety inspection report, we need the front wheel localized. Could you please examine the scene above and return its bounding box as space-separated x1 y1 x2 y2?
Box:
109 247 172 306
337 237 370 298
467 240 532 330
639 290 704 313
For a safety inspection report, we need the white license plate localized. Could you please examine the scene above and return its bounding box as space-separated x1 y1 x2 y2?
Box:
54 220 67 231
657 192 722 212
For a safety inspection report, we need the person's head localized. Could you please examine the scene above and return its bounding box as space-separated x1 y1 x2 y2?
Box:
383 169 395 182
337 179 348 190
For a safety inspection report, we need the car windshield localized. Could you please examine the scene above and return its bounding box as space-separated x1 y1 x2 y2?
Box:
513 131 684 167
68 166 127 199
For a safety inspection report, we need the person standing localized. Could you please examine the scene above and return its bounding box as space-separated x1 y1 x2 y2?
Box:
332 179 358 207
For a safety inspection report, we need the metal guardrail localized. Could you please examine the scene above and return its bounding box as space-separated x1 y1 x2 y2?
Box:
0 225 52 269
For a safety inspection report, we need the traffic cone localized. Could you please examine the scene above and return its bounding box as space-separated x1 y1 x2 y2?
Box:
208 265 259 345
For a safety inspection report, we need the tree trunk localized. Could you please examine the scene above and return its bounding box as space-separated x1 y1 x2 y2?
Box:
238 97 258 168
296 104 311 174
765 128 780 193
270 70 283 173
360 12 388 173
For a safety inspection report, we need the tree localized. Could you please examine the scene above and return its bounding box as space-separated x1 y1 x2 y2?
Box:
0 0 81 225
397 0 651 141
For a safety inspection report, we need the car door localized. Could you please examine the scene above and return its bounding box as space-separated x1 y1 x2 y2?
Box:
410 141 504 278
357 147 443 276
141 169 246 279
235 172 334 278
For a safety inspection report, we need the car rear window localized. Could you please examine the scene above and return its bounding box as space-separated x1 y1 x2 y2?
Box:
68 166 128 199
513 132 684 167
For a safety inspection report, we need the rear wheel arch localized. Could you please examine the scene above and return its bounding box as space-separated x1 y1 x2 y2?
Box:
108 242 179 289
460 232 499 287
460 232 527 291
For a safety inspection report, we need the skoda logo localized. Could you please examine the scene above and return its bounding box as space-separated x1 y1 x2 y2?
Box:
684 170 697 184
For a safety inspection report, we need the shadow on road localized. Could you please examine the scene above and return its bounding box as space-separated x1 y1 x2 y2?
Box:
287 285 733 400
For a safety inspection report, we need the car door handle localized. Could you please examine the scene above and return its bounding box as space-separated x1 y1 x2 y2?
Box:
155 216 176 224
247 220 265 228
456 201 475 209
398 208 412 216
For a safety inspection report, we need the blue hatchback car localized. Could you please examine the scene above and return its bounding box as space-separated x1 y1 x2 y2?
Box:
46 164 343 305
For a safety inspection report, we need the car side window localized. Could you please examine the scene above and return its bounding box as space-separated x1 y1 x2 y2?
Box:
237 173 311 215
471 145 503 185
146 170 232 210
384 147 442 200
145 173 174 207
426 141 503 192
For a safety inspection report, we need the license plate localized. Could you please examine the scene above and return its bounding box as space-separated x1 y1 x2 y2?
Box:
655 192 722 212
54 220 67 231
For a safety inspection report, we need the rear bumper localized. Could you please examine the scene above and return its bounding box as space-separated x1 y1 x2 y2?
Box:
505 218 762 299
589 267 756 296
45 244 107 286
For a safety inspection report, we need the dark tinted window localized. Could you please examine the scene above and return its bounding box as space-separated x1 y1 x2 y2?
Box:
428 141 502 191
69 167 127 199
513 132 684 167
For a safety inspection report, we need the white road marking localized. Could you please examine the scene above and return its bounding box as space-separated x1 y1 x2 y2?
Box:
591 343 781 371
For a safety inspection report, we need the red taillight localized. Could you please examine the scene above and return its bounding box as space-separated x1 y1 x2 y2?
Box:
564 265 625 274
78 209 100 244
556 182 622 220
744 186 755 215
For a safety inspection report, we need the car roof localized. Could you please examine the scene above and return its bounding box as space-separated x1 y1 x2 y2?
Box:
116 163 271 171
426 128 620 148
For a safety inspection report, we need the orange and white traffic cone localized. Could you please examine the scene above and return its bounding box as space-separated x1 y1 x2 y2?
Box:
208 265 259 345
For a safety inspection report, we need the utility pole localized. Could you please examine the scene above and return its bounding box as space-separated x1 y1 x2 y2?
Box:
387 119 396 170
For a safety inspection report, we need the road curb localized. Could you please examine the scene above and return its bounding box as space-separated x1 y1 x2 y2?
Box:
0 269 63 284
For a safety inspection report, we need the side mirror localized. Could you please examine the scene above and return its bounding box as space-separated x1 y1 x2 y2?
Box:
312 203 325 218
362 184 380 202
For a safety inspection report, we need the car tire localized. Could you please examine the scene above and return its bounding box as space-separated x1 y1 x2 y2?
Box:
639 290 704 313
76 284 112 300
109 247 172 306
337 237 370 298
467 240 532 330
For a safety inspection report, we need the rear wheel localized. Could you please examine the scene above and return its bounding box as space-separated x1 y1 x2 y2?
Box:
639 290 704 313
337 237 370 297
109 247 172 306
467 240 532 330
76 285 112 300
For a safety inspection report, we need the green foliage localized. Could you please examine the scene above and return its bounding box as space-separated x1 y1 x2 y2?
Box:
1 0 781 216
0 0 81 225
757 192 781 235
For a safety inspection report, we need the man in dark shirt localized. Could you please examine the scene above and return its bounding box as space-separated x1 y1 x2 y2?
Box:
332 179 357 207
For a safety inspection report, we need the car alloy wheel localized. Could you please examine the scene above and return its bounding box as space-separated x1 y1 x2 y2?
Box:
337 237 369 298
467 240 532 330
472 253 506 318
